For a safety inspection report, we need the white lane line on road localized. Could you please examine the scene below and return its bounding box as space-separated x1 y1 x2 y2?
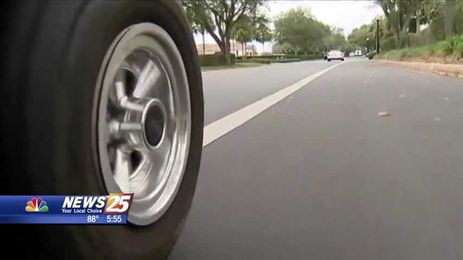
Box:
203 62 345 147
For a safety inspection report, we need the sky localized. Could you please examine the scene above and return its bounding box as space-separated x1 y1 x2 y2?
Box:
193 1 383 53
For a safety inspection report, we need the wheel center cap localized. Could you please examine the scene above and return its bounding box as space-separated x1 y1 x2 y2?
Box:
143 101 165 147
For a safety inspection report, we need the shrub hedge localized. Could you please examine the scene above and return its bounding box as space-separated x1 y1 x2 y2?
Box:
200 54 236 66
285 54 323 60
236 54 322 64
201 53 324 66
271 58 302 63
237 58 272 64
379 35 463 61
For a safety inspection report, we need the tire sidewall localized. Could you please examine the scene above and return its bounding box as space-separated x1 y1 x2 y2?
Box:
24 1 202 258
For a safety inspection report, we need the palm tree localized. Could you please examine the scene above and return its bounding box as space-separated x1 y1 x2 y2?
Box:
254 16 273 53
185 5 213 55
232 15 255 59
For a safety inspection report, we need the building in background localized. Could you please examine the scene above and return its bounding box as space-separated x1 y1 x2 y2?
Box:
195 43 220 55
196 41 257 57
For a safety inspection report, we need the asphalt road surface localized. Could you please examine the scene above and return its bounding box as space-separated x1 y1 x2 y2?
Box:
171 59 463 260
203 60 334 124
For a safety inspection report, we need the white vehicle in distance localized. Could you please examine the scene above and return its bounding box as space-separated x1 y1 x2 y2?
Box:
326 50 345 61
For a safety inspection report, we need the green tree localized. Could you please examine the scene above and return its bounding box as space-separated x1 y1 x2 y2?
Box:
444 0 457 38
456 1 463 35
324 27 348 51
419 0 442 26
185 6 213 55
232 15 255 59
254 15 273 53
307 20 330 53
274 8 326 55
426 1 463 41
376 0 422 47
182 0 265 64
348 24 375 49
274 8 311 54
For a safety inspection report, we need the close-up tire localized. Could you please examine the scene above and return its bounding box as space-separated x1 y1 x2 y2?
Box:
1 0 203 259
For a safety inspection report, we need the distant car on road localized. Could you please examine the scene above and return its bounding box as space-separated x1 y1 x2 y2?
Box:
326 50 344 61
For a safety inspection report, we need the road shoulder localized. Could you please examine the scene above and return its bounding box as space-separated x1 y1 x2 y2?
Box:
374 59 463 79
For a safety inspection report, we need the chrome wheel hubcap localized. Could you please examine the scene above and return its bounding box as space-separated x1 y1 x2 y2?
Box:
96 23 191 225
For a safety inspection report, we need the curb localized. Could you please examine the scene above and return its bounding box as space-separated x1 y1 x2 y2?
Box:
375 60 463 79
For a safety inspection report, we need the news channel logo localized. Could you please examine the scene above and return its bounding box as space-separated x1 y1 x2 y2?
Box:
25 197 49 212
23 193 133 214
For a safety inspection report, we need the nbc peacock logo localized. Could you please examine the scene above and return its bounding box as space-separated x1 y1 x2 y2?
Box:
25 197 49 212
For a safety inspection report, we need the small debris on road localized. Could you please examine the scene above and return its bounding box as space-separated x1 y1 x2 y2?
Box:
444 97 449 101
434 117 441 122
378 112 391 117
398 94 406 98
